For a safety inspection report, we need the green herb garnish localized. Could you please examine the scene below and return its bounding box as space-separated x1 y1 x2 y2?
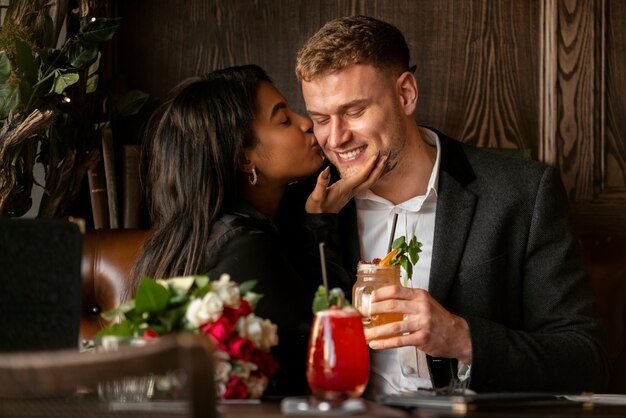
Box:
312 285 350 313
388 236 422 286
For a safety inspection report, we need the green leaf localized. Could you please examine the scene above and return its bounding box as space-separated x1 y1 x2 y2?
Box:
80 17 122 44
400 257 413 286
312 285 349 313
87 52 101 76
116 89 149 117
18 80 32 108
33 68 56 92
0 51 12 84
97 321 132 337
15 40 37 85
312 296 328 314
407 237 422 265
51 71 79 94
134 278 171 314
329 288 349 307
391 236 405 249
243 291 262 310
386 235 422 285
86 73 98 93
159 305 187 333
68 42 99 68
238 279 258 295
101 299 135 321
194 275 209 288
190 276 211 298
169 292 188 306
0 84 21 119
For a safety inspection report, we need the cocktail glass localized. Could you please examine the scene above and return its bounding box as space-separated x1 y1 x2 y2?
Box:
306 307 369 402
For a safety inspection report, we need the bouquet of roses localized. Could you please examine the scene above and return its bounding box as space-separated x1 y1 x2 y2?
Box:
97 274 279 399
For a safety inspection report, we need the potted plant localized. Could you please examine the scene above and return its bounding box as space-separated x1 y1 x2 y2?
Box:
0 0 147 218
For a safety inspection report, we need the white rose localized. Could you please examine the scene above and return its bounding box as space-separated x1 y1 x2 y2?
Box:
211 274 241 307
215 382 226 398
214 358 232 383
185 291 223 327
214 349 230 361
235 314 278 351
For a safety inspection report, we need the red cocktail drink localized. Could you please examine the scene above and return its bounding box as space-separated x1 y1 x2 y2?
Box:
306 307 369 401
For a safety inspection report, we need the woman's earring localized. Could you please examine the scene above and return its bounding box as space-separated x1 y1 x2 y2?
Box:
248 167 258 186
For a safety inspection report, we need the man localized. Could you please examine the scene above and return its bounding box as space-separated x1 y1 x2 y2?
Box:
295 15 608 394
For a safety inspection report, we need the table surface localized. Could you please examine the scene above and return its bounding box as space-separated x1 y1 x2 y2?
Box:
2 396 626 418
219 400 626 418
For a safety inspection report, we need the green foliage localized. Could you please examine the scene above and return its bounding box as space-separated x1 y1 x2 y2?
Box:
0 5 148 217
312 285 350 313
97 276 261 338
134 279 171 313
98 276 206 338
389 235 423 286
0 16 123 121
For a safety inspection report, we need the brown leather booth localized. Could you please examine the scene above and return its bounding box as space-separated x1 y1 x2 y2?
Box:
80 229 149 340
79 229 626 393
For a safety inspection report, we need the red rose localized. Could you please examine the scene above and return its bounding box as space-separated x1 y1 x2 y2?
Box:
200 316 233 345
226 337 254 361
250 349 279 377
143 329 159 339
223 376 248 399
222 300 252 323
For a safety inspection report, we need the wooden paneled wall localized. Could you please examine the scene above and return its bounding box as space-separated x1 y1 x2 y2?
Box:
114 0 626 234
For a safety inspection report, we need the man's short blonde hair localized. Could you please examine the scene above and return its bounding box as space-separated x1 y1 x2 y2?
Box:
296 15 410 82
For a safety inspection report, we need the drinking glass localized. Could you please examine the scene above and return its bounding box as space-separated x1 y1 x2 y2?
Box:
306 307 369 401
95 336 156 402
352 263 404 329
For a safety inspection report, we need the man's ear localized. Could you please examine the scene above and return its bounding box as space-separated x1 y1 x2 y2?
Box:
397 72 418 115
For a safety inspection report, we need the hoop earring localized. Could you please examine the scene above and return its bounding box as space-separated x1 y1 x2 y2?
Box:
248 167 257 186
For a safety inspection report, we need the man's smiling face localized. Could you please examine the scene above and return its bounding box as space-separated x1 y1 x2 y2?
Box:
301 64 407 179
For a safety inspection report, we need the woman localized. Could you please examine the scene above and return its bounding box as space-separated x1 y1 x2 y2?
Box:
130 65 385 395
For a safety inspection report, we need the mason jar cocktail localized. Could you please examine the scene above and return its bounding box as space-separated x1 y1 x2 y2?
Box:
352 263 404 328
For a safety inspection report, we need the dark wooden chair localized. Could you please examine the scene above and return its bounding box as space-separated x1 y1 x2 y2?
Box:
0 218 82 352
0 333 216 418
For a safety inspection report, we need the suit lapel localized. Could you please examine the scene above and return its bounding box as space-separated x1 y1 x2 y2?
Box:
428 133 477 303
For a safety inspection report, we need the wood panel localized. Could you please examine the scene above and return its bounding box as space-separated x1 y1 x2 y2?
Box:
112 0 626 233
115 0 541 148
605 0 626 191
554 0 626 233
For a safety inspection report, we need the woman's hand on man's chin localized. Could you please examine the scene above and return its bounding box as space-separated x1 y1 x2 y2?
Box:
305 153 388 214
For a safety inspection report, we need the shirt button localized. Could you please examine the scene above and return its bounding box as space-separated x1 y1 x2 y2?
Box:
402 365 415 375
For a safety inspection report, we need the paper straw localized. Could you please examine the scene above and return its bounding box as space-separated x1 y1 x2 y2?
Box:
387 213 399 253
319 242 329 305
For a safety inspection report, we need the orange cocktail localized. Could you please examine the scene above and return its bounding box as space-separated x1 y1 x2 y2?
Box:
352 263 404 328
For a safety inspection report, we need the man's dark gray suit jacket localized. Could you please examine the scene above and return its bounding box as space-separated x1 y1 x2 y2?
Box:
335 130 610 393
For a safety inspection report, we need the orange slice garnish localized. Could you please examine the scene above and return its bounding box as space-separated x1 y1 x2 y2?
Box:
379 247 400 265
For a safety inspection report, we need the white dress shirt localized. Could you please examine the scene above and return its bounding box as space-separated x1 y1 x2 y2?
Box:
355 128 440 394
